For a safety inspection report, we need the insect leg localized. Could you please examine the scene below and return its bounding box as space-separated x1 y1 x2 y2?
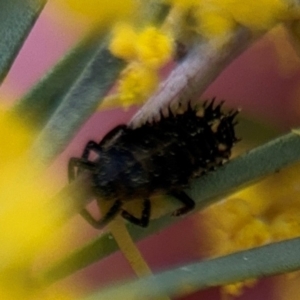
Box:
68 158 96 181
170 191 195 216
121 198 151 227
81 141 102 160
80 199 122 229
81 125 127 159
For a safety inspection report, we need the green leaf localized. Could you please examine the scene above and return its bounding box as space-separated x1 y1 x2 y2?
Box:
0 0 46 83
41 128 300 283
12 29 108 128
83 237 300 299
29 44 125 165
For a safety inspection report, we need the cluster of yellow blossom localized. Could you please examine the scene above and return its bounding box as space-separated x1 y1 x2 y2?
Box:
0 109 77 299
52 0 136 29
200 163 300 296
167 0 296 38
107 24 174 108
58 0 294 36
103 0 299 109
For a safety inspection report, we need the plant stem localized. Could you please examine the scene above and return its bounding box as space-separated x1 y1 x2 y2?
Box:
130 27 255 128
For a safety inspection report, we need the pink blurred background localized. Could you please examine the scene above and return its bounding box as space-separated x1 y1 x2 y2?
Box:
1 2 300 299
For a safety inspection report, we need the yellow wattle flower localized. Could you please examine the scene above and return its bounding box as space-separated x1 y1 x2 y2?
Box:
194 10 236 37
52 0 136 28
0 109 78 299
166 0 298 39
222 279 257 297
110 24 174 68
0 110 34 165
108 24 173 109
109 23 138 61
200 163 300 296
135 26 174 69
118 64 159 107
219 0 290 30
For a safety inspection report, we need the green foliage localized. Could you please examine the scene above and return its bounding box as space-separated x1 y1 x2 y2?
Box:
0 0 47 82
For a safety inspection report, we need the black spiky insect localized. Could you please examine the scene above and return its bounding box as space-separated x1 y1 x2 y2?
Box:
68 100 239 228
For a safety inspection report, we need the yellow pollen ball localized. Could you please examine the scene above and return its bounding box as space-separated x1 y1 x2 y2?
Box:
109 24 138 60
209 0 290 31
228 0 289 30
136 27 173 69
195 9 236 38
54 0 136 27
233 219 271 250
119 65 158 107
270 211 300 241
210 198 253 233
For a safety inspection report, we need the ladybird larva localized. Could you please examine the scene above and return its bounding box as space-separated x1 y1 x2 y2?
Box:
69 99 239 228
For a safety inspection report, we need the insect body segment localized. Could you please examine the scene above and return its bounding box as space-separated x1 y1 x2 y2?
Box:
68 100 239 228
